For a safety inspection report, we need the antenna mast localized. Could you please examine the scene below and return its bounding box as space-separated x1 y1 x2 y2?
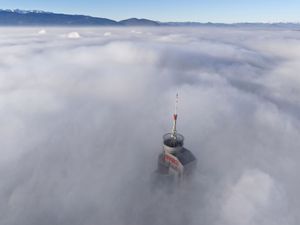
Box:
171 93 179 139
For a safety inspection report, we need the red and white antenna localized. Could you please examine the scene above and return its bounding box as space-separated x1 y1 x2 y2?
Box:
171 93 179 139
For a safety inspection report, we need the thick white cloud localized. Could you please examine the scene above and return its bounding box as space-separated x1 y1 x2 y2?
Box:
38 29 47 35
221 170 289 225
0 27 299 225
67 31 81 39
104 32 112 36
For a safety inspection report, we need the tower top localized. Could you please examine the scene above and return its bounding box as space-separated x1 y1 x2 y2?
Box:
163 93 184 149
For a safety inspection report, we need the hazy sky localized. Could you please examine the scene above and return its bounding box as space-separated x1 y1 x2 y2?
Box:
0 0 300 22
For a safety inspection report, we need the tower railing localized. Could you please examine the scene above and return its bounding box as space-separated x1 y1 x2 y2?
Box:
163 133 184 148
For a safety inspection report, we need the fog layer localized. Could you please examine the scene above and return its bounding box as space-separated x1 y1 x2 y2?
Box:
0 27 299 225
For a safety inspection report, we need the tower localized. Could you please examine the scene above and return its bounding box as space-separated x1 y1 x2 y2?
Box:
156 94 197 184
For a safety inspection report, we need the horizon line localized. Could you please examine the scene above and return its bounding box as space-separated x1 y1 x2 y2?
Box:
1 8 300 24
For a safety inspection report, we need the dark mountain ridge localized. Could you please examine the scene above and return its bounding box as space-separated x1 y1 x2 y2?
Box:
0 9 117 26
0 9 300 28
119 18 160 26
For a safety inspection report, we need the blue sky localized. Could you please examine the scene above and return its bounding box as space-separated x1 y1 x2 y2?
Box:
0 0 300 22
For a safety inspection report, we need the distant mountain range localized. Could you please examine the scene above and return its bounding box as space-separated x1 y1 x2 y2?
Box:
0 9 300 28
0 9 117 26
